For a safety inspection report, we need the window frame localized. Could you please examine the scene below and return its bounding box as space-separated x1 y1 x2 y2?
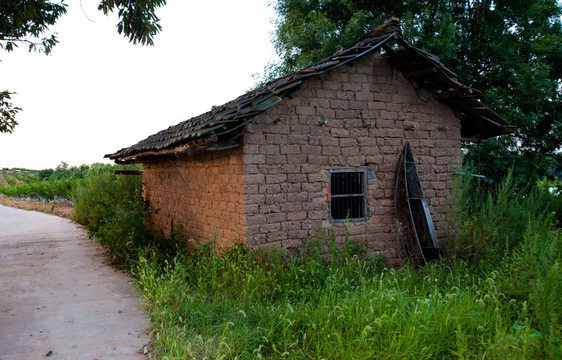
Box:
328 168 368 223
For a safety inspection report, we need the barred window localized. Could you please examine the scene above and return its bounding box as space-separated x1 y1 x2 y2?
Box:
329 170 367 221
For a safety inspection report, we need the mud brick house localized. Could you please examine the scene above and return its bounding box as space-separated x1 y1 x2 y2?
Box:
106 18 512 264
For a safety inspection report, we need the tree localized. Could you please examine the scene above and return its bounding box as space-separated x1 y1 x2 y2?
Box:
0 0 167 133
268 0 562 182
0 91 21 133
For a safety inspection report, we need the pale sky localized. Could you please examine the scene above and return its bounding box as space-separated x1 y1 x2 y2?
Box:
0 0 278 170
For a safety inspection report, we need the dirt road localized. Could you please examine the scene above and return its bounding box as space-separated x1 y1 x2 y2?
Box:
0 204 148 360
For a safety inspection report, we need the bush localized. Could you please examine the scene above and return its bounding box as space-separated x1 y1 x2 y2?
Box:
43 161 556 359
10 169 37 183
0 177 75 202
498 216 561 358
71 164 153 265
0 164 99 202
1 169 17 186
443 170 561 267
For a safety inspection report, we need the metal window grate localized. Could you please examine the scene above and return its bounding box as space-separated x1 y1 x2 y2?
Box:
330 171 366 220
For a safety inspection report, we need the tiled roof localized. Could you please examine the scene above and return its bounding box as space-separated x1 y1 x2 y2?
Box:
106 18 513 163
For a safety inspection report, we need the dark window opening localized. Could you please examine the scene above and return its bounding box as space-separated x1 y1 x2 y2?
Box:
330 171 367 220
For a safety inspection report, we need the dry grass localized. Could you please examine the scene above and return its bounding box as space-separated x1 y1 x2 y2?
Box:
0 194 74 219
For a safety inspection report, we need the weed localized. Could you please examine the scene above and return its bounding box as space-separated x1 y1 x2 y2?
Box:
131 169 560 359
58 163 561 359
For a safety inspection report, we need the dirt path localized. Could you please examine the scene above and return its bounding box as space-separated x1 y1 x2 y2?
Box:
0 204 149 360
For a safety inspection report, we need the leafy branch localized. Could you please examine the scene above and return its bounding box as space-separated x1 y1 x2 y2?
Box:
0 0 167 133
0 0 67 54
97 0 166 46
0 91 21 134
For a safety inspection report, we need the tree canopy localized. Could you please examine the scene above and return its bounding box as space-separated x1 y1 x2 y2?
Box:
268 0 562 182
0 0 167 133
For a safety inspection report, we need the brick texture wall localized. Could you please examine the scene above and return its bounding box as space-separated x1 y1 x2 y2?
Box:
242 54 461 264
142 147 245 252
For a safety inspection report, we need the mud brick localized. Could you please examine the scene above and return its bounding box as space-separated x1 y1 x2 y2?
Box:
143 51 463 263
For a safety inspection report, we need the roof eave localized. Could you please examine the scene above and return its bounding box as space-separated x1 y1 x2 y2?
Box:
106 17 513 160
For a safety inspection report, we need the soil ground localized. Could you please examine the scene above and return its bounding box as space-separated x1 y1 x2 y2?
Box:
0 204 149 360
0 194 74 219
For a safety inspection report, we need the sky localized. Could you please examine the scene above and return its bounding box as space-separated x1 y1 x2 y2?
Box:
0 0 278 170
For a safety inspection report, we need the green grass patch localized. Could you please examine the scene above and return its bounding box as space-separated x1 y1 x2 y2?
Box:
65 164 560 359
130 171 561 359
135 228 560 359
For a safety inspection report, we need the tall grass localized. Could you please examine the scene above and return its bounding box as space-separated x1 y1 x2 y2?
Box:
129 171 560 359
443 170 561 267
136 230 559 359
62 164 560 359
71 164 157 265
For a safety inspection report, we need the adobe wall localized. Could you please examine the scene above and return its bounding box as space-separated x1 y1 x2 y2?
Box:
242 54 461 264
142 147 245 252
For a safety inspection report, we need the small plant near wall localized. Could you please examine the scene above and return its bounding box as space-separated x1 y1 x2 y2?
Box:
131 171 560 359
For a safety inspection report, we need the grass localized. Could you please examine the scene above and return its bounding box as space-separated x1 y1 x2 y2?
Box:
128 171 560 359
37 164 558 359
135 224 560 359
3 161 557 358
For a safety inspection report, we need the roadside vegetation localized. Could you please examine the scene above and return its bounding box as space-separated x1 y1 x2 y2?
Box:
0 162 88 203
1 165 560 359
132 173 560 359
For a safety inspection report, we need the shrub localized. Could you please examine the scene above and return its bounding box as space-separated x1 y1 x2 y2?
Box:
53 162 558 359
72 164 152 265
498 216 561 358
0 177 75 202
1 169 17 186
442 169 561 267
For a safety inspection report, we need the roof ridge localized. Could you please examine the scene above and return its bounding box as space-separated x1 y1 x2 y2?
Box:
106 17 511 163
366 17 401 38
